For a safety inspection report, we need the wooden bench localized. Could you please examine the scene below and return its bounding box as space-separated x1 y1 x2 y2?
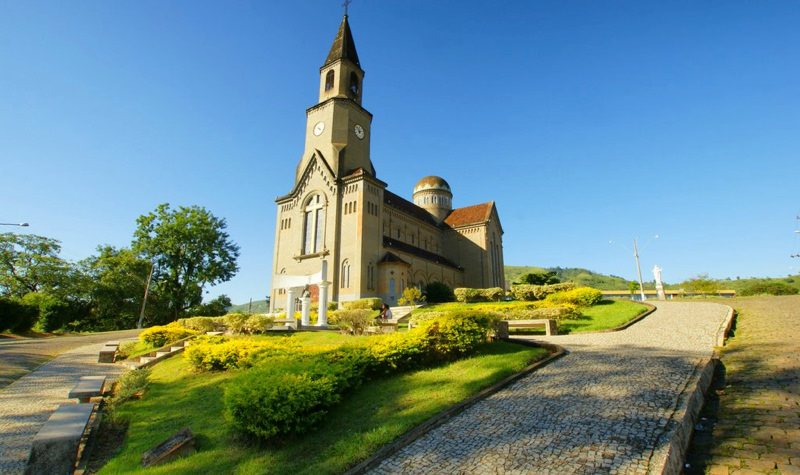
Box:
501 319 558 337
68 376 107 403
25 403 96 475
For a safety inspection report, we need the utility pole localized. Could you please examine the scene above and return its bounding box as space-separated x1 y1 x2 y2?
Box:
633 239 646 302
137 263 155 329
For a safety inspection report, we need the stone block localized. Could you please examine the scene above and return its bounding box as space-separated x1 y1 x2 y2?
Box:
25 403 95 475
68 376 106 402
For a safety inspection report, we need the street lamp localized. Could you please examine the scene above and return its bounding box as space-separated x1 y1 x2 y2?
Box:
610 235 659 302
0 222 29 227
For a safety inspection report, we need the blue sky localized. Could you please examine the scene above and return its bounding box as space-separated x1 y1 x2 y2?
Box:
2 1 799 305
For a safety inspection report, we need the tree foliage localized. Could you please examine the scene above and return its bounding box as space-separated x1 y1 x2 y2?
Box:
0 233 72 298
424 282 455 303
77 246 159 329
683 273 720 294
132 204 240 322
516 271 560 286
187 294 232 317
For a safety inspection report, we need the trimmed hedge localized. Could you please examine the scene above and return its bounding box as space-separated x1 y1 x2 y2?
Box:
224 311 497 440
545 287 603 307
185 336 300 371
176 316 226 333
453 287 504 303
342 298 382 310
139 324 199 347
510 282 575 301
503 306 580 322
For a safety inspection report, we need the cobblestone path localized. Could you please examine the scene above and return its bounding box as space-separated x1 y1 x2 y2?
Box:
368 301 731 475
0 341 131 475
684 295 800 475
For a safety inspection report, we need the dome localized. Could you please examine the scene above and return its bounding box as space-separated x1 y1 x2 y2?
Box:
413 176 451 193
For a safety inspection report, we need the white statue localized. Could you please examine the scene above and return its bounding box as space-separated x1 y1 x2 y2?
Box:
653 265 666 300
653 265 663 287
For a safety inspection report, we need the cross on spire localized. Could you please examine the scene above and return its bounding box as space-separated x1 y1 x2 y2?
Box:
342 0 351 15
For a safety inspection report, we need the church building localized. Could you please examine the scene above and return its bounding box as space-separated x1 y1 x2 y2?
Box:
270 14 505 311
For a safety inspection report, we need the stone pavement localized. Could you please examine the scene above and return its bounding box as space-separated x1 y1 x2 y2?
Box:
684 295 800 475
366 301 732 475
0 341 131 475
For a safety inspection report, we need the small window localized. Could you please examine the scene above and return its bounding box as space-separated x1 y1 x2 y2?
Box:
325 70 335 91
349 72 359 98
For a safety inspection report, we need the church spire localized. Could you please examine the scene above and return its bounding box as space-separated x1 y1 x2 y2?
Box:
324 14 360 68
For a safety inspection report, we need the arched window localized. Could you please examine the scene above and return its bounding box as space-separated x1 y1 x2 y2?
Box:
325 70 334 91
348 72 359 98
389 277 395 300
341 260 350 288
303 193 326 254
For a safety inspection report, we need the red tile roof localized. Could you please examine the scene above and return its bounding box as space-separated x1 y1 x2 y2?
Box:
444 202 494 227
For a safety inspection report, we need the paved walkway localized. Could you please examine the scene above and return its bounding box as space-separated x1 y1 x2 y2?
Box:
684 295 800 475
0 341 132 475
367 301 731 475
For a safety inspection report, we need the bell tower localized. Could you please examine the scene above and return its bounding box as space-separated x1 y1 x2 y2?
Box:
297 14 374 183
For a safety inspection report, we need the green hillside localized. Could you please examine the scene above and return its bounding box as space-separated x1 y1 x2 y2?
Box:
505 266 631 290
228 299 270 314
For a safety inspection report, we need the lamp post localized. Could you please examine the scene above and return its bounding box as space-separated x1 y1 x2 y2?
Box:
0 222 29 227
610 235 658 302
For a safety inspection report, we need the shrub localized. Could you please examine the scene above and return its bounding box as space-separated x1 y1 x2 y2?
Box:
424 282 456 303
112 368 151 405
342 298 382 310
397 287 426 306
22 293 71 332
224 311 496 441
504 306 580 322
176 316 225 333
224 313 250 334
418 311 497 361
244 315 274 334
739 282 799 296
0 297 39 333
510 282 576 301
185 336 298 371
139 324 198 347
224 356 360 439
454 287 504 303
545 287 603 307
329 309 377 335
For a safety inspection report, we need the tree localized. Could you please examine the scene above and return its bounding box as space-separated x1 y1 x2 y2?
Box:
132 204 240 322
628 281 640 296
187 294 232 317
78 246 159 329
424 282 455 303
516 271 560 286
0 233 72 298
683 274 720 294
398 287 426 306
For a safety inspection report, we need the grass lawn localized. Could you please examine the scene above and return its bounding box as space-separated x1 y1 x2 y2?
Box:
555 299 648 334
96 334 548 474
415 299 648 335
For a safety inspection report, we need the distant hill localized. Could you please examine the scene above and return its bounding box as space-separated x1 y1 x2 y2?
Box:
228 299 270 314
505 266 632 290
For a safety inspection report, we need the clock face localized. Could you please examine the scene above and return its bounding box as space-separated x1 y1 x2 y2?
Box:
313 121 325 136
354 124 365 140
